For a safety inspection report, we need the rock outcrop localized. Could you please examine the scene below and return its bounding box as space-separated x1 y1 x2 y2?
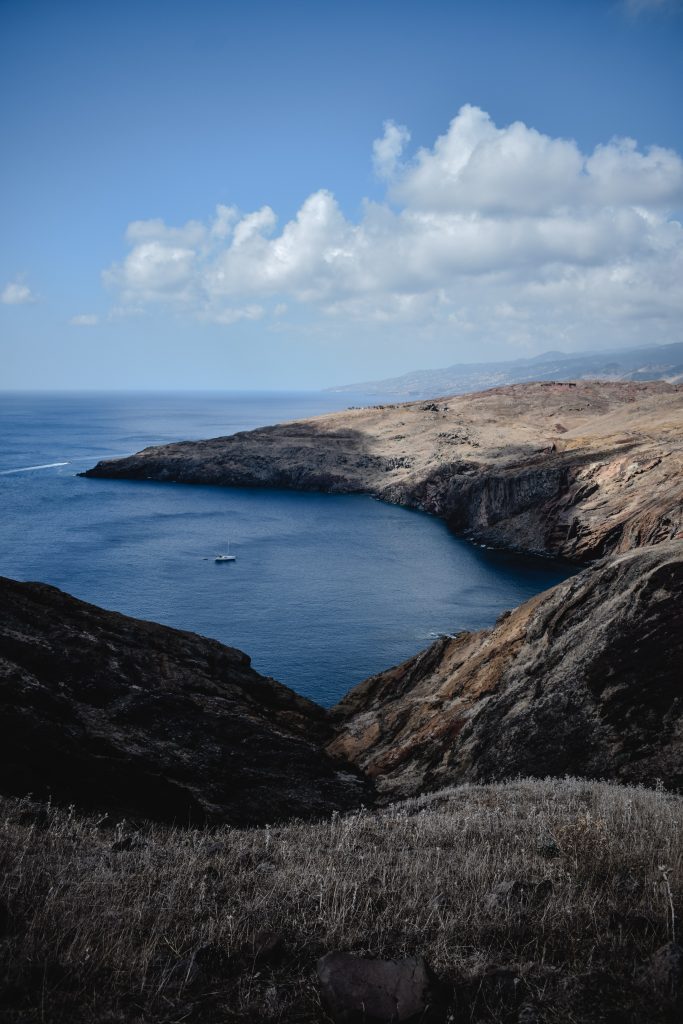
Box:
83 381 683 562
328 541 683 799
2 533 681 818
13 382 681 814
0 577 370 826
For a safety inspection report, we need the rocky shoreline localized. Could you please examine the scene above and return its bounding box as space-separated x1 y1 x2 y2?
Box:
3 380 682 1023
329 540 683 800
83 380 683 562
2 537 680 825
0 380 678 823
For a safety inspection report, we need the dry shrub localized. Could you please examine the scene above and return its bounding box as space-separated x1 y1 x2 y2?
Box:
0 777 681 1022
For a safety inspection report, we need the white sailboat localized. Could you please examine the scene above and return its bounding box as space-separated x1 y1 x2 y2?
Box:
215 539 236 562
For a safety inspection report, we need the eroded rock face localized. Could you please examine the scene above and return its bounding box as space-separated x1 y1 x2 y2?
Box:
0 577 370 825
82 381 683 562
12 383 683 817
328 541 683 799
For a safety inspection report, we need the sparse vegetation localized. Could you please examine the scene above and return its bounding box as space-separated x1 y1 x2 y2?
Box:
1 778 681 1022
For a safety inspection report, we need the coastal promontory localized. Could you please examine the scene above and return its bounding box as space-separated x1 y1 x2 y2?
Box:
83 380 683 562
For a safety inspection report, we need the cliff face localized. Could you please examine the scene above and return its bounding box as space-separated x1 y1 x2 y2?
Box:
328 541 683 799
83 381 683 562
13 381 681 815
0 577 370 826
2 537 681 818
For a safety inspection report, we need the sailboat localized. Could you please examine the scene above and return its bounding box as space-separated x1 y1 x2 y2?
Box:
215 539 236 562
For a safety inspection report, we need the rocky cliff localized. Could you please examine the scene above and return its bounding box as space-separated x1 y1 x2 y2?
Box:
328 540 683 799
7 381 682 819
0 577 370 826
3 539 681 816
83 381 683 562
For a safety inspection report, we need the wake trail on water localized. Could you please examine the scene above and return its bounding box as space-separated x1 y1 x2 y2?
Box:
0 461 70 475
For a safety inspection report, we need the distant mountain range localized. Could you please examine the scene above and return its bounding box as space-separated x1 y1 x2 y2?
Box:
328 342 683 399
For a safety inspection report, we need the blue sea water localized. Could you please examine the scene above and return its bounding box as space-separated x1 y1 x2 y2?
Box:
0 391 575 706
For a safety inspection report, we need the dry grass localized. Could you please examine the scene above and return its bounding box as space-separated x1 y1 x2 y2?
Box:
1 777 681 1022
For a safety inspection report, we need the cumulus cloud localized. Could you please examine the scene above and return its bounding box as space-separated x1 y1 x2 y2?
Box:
1 279 35 305
69 313 99 326
104 105 683 351
372 120 410 180
200 305 264 325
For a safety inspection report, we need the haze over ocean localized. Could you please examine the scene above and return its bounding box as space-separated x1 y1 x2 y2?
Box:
0 391 574 705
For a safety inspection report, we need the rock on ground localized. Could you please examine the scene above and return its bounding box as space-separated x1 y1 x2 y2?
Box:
316 952 431 1023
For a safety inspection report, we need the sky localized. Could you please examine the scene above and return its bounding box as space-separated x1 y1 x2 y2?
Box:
1 0 682 390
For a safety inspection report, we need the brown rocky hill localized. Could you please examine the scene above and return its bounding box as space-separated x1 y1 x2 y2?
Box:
2 540 681 810
83 380 683 562
4 381 680 820
0 577 369 826
329 540 683 799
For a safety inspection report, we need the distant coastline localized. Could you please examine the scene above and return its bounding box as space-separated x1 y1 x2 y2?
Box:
327 341 683 399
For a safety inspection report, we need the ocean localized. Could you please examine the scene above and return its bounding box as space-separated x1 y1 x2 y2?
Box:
0 391 574 706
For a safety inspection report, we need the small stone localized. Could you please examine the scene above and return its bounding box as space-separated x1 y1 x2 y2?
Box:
317 951 431 1023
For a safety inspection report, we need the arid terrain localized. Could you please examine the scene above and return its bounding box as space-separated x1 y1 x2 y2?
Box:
2 539 681 826
84 380 683 562
3 379 682 1022
329 540 683 800
2 779 682 1023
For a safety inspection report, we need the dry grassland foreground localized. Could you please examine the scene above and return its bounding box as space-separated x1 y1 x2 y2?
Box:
1 778 682 1023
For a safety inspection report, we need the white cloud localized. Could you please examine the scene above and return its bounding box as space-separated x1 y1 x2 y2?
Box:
211 204 238 240
104 239 198 303
199 304 264 325
372 120 410 180
1 279 35 305
69 313 99 326
388 105 682 214
104 107 683 351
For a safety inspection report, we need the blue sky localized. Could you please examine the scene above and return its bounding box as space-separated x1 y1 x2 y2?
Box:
2 0 682 389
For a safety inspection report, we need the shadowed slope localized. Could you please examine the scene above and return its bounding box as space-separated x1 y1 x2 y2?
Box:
0 577 370 825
